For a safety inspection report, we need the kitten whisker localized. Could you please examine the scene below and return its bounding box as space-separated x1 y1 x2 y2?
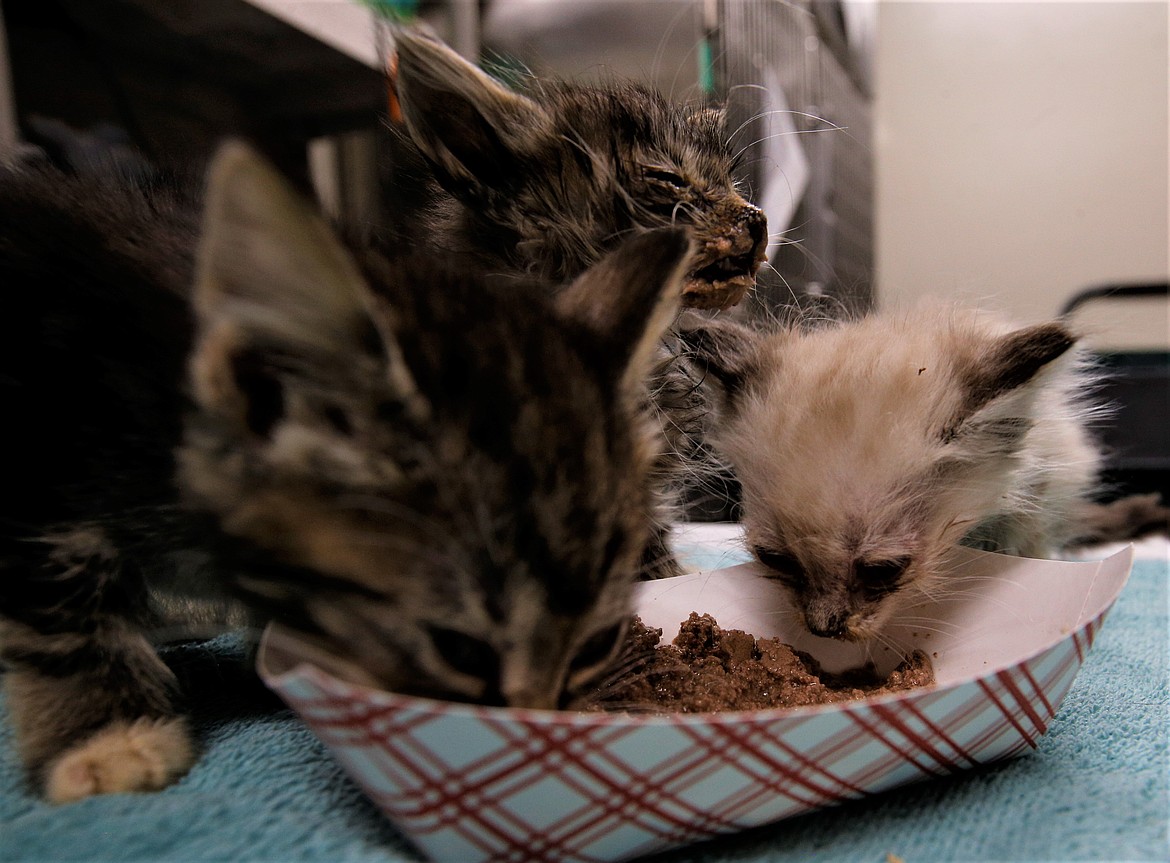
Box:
724 109 843 152
889 617 964 636
870 631 911 666
656 1 705 104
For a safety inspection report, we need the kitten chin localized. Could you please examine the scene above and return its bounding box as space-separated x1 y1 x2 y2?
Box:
673 306 1112 641
0 142 692 799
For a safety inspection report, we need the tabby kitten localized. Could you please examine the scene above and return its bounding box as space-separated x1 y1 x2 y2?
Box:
388 29 768 576
0 143 690 801
676 308 1109 641
391 29 767 311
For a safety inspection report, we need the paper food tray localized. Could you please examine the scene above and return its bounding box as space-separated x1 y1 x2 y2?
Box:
258 545 1133 863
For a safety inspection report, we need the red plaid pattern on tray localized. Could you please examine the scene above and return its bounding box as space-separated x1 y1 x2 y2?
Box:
267 609 1108 863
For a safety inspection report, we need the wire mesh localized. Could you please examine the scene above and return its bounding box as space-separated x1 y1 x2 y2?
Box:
714 0 873 317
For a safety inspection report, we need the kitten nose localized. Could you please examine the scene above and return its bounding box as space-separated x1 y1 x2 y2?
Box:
742 205 767 251
501 687 558 710
500 656 564 709
805 610 850 640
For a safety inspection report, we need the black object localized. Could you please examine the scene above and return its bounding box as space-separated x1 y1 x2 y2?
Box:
1062 283 1170 502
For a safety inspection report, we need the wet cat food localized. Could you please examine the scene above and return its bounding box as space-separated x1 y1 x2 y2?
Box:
586 613 934 713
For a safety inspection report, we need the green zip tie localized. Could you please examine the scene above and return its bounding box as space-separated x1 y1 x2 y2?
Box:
698 36 715 96
356 0 418 22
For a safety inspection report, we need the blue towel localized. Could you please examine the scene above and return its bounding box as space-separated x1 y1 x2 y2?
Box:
2 556 1166 863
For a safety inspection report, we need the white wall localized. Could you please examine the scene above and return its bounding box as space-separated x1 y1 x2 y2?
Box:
875 1 1169 349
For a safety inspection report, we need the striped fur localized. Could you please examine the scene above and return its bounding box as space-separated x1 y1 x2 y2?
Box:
0 143 689 799
392 29 767 311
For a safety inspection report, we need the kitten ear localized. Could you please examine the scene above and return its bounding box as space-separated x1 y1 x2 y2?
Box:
554 228 691 393
673 314 761 396
194 141 373 348
190 141 420 433
944 321 1078 453
394 29 552 192
965 322 1077 411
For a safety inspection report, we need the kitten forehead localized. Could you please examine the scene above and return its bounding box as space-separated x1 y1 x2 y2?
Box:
741 315 963 453
727 310 1023 535
725 306 1095 555
750 308 1022 427
540 82 729 169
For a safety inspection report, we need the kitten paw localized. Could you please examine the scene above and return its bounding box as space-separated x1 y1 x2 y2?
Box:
45 718 195 803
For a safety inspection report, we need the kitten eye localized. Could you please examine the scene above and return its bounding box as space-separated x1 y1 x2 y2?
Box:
570 622 626 672
753 546 805 586
643 168 689 190
427 626 499 681
854 557 911 593
322 404 353 436
230 350 284 438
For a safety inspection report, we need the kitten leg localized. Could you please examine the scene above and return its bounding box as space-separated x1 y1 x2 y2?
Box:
0 529 195 801
1067 493 1170 546
1 619 195 802
44 718 193 804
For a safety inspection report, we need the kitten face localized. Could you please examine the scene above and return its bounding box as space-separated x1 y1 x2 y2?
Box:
394 30 767 310
676 310 1089 641
180 144 691 706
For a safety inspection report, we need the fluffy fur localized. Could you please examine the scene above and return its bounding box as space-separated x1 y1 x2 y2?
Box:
677 307 1107 641
391 29 767 310
388 29 772 573
0 143 691 799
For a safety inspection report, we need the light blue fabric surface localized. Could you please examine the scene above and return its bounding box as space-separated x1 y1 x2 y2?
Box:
1 545 1166 863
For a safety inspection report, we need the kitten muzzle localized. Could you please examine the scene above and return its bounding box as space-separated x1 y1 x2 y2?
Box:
802 592 866 642
683 207 768 309
805 614 851 641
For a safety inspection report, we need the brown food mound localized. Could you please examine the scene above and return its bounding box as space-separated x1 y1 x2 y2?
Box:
584 613 934 713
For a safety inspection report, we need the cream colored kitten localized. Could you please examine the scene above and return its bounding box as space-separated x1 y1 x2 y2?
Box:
677 307 1105 641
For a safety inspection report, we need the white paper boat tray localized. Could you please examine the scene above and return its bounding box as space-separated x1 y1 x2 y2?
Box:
258 545 1133 863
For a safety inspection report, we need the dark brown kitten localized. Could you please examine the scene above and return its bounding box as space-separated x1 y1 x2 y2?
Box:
0 143 690 801
387 30 768 576
391 29 767 310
